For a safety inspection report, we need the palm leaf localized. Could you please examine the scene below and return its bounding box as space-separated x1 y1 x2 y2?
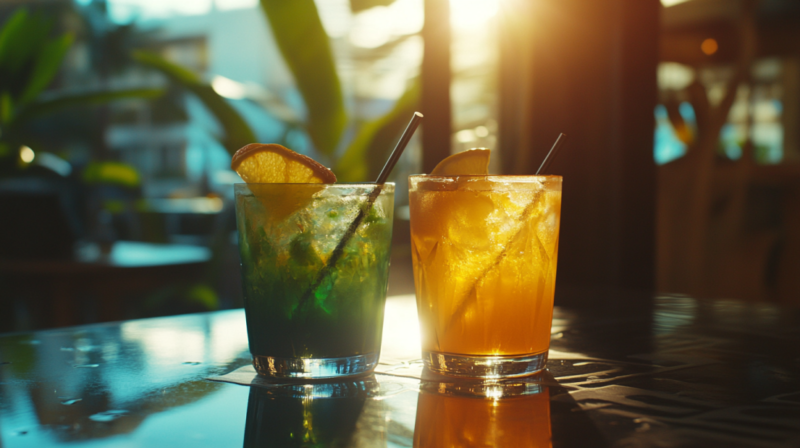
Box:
18 33 74 106
0 10 54 97
0 9 33 73
133 50 256 155
334 80 420 182
260 0 346 156
12 88 163 127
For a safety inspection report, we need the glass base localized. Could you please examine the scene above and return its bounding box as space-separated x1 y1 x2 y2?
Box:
423 351 548 379
252 353 379 379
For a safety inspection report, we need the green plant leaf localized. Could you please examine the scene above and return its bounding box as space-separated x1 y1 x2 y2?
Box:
349 0 397 13
133 50 257 155
12 88 163 127
0 9 33 73
18 33 74 106
0 10 54 96
260 0 346 156
334 80 420 182
0 91 12 124
82 161 140 187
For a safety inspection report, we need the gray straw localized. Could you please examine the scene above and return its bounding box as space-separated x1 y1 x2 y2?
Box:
536 133 567 175
443 132 568 333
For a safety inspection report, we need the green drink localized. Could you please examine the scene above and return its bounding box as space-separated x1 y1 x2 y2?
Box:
234 183 394 379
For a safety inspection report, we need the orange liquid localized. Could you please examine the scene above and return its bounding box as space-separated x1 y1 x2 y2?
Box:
409 176 561 356
413 387 552 447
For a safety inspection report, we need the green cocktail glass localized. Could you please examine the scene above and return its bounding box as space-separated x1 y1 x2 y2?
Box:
234 183 394 379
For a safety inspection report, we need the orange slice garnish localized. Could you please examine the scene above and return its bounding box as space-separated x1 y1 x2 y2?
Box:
430 148 491 175
231 143 336 184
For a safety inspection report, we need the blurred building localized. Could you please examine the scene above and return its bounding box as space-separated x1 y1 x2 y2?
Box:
98 3 293 198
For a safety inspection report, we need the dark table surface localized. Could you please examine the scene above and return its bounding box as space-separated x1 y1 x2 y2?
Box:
1 294 798 447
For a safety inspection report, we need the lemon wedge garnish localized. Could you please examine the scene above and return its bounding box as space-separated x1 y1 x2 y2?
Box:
430 148 491 175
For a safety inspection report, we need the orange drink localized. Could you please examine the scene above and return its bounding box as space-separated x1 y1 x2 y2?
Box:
409 175 562 377
413 381 552 447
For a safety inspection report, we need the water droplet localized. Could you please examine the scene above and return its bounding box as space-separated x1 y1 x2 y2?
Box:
89 410 128 422
73 364 100 368
60 398 83 405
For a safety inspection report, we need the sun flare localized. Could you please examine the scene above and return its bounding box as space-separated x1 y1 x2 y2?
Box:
450 0 499 29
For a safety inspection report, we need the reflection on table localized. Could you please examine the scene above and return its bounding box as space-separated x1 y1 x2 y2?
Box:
1 294 799 447
244 376 384 447
414 379 552 448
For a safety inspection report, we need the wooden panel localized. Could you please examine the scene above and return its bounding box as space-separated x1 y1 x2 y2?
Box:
507 0 660 293
420 0 452 173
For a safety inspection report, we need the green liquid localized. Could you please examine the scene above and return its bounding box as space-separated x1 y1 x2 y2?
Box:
235 184 394 359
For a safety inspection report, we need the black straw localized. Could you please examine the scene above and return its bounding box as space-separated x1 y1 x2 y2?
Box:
536 133 567 175
376 111 423 184
296 112 423 313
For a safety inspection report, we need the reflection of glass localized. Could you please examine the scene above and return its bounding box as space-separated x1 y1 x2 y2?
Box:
413 380 552 447
243 376 384 447
409 175 562 378
235 183 394 379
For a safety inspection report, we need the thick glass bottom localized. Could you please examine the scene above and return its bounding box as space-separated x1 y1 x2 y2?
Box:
423 351 548 378
252 353 379 379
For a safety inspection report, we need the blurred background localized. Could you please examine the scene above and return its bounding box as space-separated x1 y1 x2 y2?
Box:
0 0 798 332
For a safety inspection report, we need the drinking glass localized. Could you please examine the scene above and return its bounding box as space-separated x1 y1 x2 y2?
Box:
409 175 561 377
235 183 394 379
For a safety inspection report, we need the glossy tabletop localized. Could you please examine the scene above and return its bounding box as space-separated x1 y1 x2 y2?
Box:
1 294 799 447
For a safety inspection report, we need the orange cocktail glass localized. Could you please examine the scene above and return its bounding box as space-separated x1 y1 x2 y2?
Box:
409 175 562 377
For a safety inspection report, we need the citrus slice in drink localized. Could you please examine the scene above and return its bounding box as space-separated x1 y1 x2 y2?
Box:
430 148 491 175
231 143 336 221
231 143 337 184
417 148 493 238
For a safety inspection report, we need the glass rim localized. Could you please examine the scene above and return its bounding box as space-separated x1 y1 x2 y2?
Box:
408 174 561 181
234 182 395 187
